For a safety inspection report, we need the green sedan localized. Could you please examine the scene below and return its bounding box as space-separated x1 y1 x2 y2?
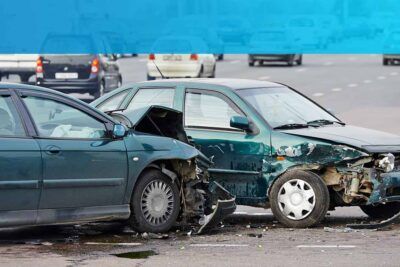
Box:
93 78 400 228
0 83 235 233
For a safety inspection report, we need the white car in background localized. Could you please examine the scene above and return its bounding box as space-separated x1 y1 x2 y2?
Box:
147 36 216 80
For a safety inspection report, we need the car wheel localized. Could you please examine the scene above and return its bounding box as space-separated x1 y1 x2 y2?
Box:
296 55 303 65
248 61 255 67
383 58 389 66
270 170 329 228
218 54 224 61
93 80 105 99
147 74 156 80
129 169 180 233
360 202 400 220
287 56 295 66
20 73 32 83
209 65 216 78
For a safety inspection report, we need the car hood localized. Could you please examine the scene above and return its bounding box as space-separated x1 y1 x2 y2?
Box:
282 125 400 153
113 105 189 144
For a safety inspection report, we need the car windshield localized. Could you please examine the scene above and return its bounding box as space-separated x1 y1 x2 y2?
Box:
237 87 339 128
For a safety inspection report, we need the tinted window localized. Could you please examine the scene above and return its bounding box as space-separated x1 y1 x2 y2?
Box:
98 90 129 112
185 92 241 129
0 96 25 137
24 96 107 139
127 88 174 110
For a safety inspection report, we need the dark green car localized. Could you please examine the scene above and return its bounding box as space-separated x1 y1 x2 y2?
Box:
0 83 235 233
93 78 400 228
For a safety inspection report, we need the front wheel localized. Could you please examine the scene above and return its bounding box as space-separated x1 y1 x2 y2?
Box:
129 169 180 233
270 170 329 228
360 202 400 220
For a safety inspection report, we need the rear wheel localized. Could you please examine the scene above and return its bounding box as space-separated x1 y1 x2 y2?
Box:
383 58 390 66
360 202 400 220
248 60 255 67
296 55 303 65
19 73 32 83
270 170 329 228
129 169 180 233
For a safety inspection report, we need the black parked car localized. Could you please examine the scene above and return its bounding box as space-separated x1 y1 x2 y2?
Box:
36 34 122 99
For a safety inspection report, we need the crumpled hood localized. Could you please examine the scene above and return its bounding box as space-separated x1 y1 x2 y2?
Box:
282 125 400 153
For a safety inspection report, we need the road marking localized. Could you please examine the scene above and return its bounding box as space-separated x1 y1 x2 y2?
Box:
297 245 356 249
347 83 358 88
363 80 372 84
258 76 270 80
313 93 324 97
230 60 240 64
331 88 342 92
296 68 307 72
191 243 250 248
390 72 398 76
323 62 333 66
377 76 386 80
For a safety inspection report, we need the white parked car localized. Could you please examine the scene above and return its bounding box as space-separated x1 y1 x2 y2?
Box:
147 36 216 80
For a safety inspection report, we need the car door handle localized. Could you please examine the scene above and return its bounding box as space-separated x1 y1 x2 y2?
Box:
45 145 61 155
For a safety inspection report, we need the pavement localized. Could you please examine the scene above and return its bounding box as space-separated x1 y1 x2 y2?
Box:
1 54 400 266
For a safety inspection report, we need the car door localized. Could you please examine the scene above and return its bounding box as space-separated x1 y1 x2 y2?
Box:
20 90 128 213
183 89 269 205
0 90 41 225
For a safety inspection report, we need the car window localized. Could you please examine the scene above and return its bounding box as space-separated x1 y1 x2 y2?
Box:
185 91 241 129
0 96 25 137
127 88 174 110
23 96 107 139
97 90 129 112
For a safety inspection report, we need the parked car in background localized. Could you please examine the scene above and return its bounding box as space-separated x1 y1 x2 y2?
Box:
147 37 216 80
93 79 400 228
0 54 37 83
36 34 122 100
248 31 302 66
383 31 400 65
0 83 234 233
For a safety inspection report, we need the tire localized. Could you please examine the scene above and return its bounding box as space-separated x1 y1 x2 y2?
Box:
287 56 295 66
360 202 400 220
209 65 216 78
147 73 156 80
383 58 389 66
248 61 255 67
218 54 224 61
296 55 303 65
20 73 32 83
93 80 105 99
129 169 180 233
270 170 329 228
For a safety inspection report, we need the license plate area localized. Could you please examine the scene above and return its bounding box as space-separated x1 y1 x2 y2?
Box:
163 55 182 61
55 72 78 79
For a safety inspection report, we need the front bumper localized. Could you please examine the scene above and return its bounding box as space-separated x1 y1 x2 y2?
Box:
197 181 236 234
368 171 400 204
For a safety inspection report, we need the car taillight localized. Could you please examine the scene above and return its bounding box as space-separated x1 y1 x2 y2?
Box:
149 54 155 60
190 54 198 61
91 58 99 73
36 57 43 73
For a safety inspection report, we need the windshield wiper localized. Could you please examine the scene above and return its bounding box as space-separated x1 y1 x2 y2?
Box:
273 123 310 130
307 119 345 126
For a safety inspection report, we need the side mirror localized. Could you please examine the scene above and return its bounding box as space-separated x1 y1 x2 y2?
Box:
113 124 127 138
230 116 251 131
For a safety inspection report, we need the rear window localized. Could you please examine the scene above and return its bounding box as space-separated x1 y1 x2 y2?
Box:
41 36 95 53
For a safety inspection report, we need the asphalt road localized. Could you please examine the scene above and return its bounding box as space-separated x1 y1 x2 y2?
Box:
1 54 400 266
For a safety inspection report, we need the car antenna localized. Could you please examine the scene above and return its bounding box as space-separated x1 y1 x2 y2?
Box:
152 60 165 79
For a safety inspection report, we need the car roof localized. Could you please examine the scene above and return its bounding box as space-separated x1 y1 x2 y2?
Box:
134 78 284 90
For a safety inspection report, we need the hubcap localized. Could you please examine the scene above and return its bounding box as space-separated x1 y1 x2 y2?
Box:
277 179 316 220
141 180 174 226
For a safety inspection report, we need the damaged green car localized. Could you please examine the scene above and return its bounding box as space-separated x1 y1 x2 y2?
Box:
93 79 400 228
